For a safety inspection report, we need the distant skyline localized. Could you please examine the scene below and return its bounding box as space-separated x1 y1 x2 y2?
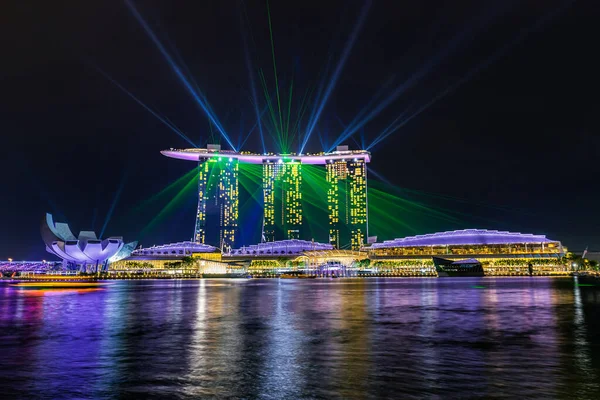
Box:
1 0 598 259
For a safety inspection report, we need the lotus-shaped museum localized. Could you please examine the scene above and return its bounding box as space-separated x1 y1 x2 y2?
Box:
41 213 137 271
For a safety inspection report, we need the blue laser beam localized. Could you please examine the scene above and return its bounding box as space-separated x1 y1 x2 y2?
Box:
166 37 208 105
325 75 395 151
300 0 372 154
100 170 128 238
239 103 270 150
125 0 236 150
360 128 366 149
368 167 395 187
317 129 331 151
330 5 509 151
168 38 227 128
330 35 467 150
302 6 348 148
236 109 245 150
367 0 576 151
334 115 365 149
366 106 414 150
95 66 197 147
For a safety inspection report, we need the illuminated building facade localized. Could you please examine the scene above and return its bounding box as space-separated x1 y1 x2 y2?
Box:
326 148 368 250
108 241 240 274
194 145 239 249
366 229 569 276
161 146 370 247
262 159 302 241
40 213 136 272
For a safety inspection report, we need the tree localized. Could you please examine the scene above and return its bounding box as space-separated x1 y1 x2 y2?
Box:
561 252 583 269
181 256 196 269
277 256 288 268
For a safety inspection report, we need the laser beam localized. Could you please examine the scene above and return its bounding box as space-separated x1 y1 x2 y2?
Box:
239 103 270 150
367 0 576 150
325 75 395 152
95 66 197 147
329 5 508 151
125 0 236 150
239 0 267 153
100 170 128 238
265 0 284 140
300 0 372 154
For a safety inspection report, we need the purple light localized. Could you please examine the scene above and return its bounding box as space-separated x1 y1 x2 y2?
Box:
370 229 558 248
160 149 371 165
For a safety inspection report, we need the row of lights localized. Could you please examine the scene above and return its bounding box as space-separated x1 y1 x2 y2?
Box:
326 158 359 163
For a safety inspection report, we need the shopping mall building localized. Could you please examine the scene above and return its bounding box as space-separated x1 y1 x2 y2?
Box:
366 229 568 276
103 229 569 277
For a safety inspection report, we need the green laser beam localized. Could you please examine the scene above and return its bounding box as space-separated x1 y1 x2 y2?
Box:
266 0 284 140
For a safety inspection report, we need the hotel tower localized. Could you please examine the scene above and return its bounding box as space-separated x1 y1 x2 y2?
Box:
326 149 368 250
262 159 303 242
192 145 239 249
161 145 370 250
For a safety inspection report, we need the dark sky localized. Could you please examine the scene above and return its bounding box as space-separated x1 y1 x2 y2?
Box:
1 0 598 260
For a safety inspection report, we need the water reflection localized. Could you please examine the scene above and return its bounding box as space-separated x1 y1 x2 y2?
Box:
1 278 600 398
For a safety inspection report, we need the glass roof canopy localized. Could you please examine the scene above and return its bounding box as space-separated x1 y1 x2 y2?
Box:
133 241 217 255
370 229 560 249
229 239 333 255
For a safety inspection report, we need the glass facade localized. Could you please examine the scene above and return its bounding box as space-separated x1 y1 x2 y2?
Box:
368 242 562 257
326 158 367 250
370 257 568 276
262 160 303 241
194 157 239 249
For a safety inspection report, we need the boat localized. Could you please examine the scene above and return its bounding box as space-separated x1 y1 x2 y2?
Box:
9 275 107 289
574 272 600 285
279 274 316 279
432 257 485 277
10 281 108 289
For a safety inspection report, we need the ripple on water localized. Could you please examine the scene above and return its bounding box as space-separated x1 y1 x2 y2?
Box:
0 277 599 398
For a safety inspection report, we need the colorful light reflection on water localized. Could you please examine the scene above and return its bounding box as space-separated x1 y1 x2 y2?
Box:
1 277 600 398
10 287 106 297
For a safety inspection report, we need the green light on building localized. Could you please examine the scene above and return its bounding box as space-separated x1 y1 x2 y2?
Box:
262 159 303 241
194 156 239 249
326 157 368 250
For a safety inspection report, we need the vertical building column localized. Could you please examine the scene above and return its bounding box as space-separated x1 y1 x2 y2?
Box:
262 159 303 242
262 161 277 242
283 161 302 239
194 160 208 244
326 161 343 248
220 158 239 250
349 158 367 250
326 157 368 250
194 156 239 249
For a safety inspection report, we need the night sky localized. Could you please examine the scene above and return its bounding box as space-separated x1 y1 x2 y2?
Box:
1 0 598 260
